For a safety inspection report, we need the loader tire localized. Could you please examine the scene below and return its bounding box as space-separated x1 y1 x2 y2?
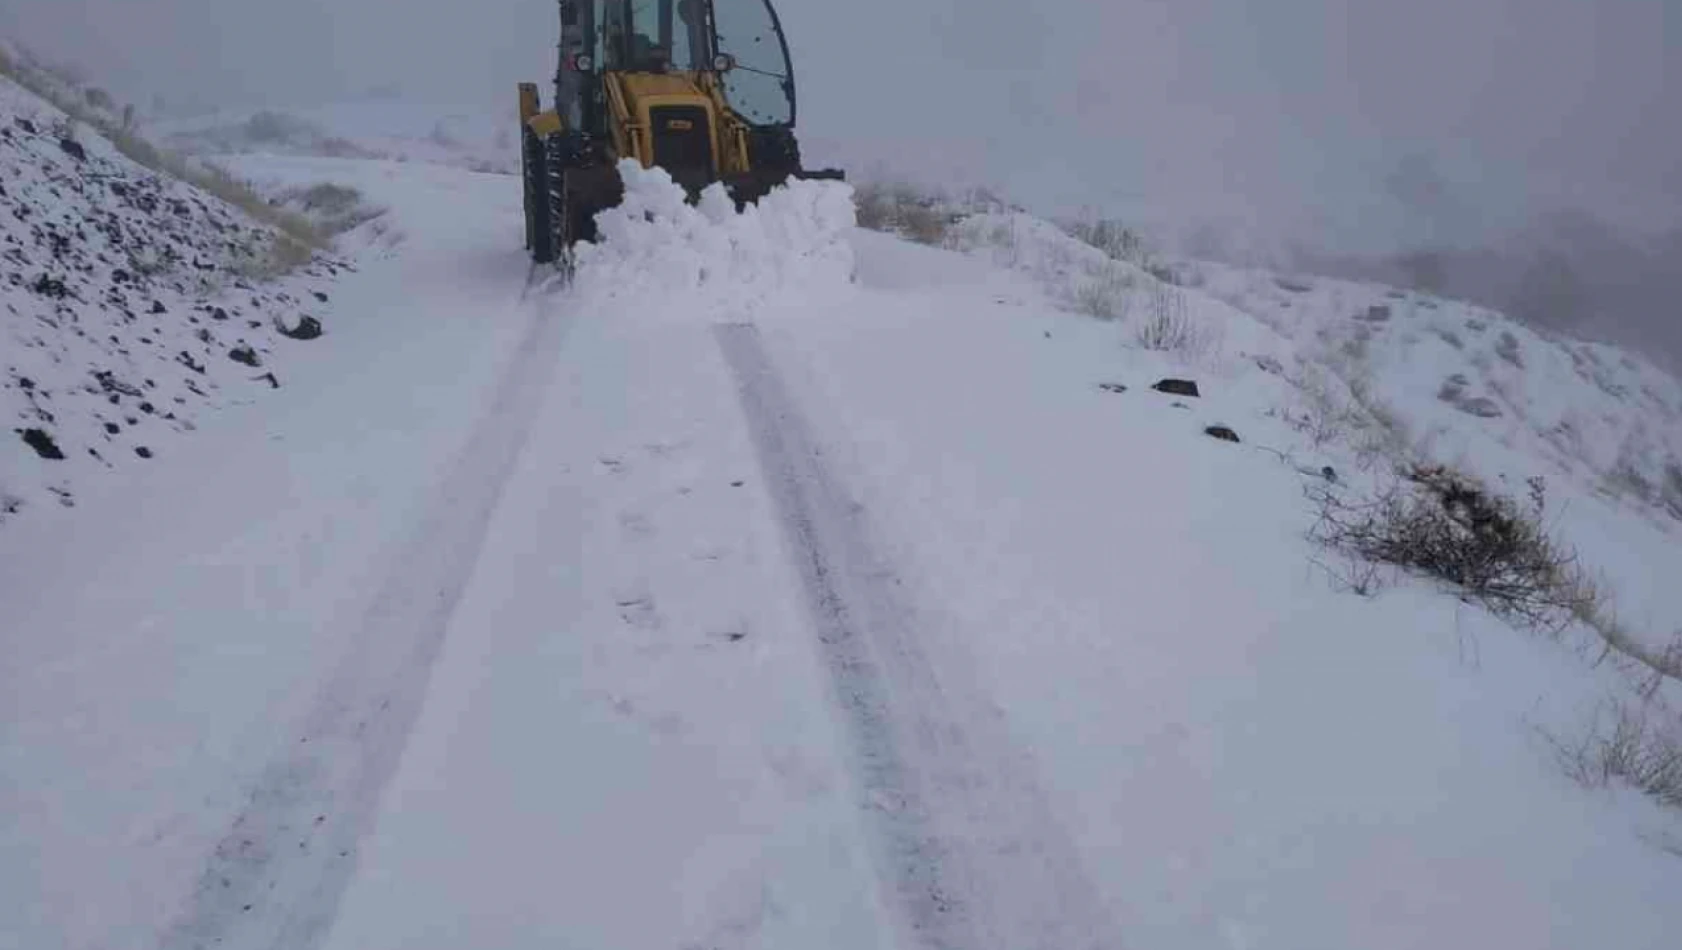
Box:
523 126 555 264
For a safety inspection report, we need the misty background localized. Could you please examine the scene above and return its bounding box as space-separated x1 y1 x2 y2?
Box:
3 0 1677 364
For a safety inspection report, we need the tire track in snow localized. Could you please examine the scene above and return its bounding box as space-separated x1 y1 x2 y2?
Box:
158 297 575 950
716 322 1120 950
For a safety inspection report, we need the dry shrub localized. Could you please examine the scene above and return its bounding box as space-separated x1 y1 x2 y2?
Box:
1308 467 1601 634
1135 281 1203 354
276 182 382 236
1281 364 1360 448
1075 264 1133 321
851 181 956 246
1066 215 1146 266
1549 699 1682 811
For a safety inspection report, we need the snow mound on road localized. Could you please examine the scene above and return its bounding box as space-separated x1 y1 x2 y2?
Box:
573 160 856 318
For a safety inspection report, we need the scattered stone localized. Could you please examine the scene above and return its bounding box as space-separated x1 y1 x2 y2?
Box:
256 372 280 389
1359 305 1392 322
177 351 206 374
15 117 38 134
1151 378 1200 398
313 291 329 303
1254 355 1284 375
30 274 68 298
1275 277 1314 293
276 314 324 340
1455 396 1503 419
135 446 153 459
730 480 745 488
150 300 166 314
1322 466 1338 483
228 345 261 367
20 427 65 460
210 306 228 321
103 422 120 435
111 269 130 284
1098 382 1128 395
93 371 143 398
1204 425 1241 443
58 138 87 162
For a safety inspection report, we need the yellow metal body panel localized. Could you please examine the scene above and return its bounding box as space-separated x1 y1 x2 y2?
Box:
526 110 564 137
517 82 540 122
604 71 752 175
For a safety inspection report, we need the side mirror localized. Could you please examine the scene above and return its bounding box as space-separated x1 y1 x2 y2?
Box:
712 53 737 72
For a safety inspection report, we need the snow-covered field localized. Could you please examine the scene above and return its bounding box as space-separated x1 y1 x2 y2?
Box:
154 101 518 177
5 75 1682 950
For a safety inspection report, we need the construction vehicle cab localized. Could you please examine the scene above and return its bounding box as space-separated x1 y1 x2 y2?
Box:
519 0 842 266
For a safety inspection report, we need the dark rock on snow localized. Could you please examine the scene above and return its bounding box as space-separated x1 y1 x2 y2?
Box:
276 314 324 340
1152 378 1201 398
20 427 66 460
1204 425 1241 443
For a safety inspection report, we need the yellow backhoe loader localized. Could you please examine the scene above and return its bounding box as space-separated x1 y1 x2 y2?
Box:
518 0 843 266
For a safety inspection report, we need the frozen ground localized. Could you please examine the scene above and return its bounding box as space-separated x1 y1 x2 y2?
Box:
4 80 1682 950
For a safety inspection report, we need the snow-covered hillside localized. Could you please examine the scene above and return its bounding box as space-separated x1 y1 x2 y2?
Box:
942 210 1682 654
1 74 349 522
5 96 1682 950
156 102 517 177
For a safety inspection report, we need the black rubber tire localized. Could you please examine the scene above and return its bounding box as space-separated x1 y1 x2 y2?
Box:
522 126 555 264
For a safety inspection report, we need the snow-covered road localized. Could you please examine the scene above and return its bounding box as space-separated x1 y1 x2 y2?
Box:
6 155 1682 950
717 321 1114 950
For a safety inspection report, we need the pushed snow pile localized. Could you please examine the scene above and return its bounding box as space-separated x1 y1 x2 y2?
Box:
571 160 856 318
0 76 345 524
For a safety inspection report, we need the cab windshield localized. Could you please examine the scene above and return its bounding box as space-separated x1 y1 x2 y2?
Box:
711 0 796 126
594 1 796 127
601 0 706 72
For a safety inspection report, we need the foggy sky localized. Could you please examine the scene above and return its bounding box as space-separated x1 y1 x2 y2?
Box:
3 0 1676 256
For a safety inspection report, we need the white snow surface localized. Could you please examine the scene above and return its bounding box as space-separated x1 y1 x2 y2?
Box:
4 95 1682 950
1 75 349 524
154 101 518 176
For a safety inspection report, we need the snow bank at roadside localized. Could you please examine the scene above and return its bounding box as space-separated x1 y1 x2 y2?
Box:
571 160 856 318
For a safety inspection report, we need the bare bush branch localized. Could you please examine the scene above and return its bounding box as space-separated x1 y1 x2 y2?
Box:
1307 465 1600 634
1134 281 1217 359
1075 264 1133 320
1545 699 1682 811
